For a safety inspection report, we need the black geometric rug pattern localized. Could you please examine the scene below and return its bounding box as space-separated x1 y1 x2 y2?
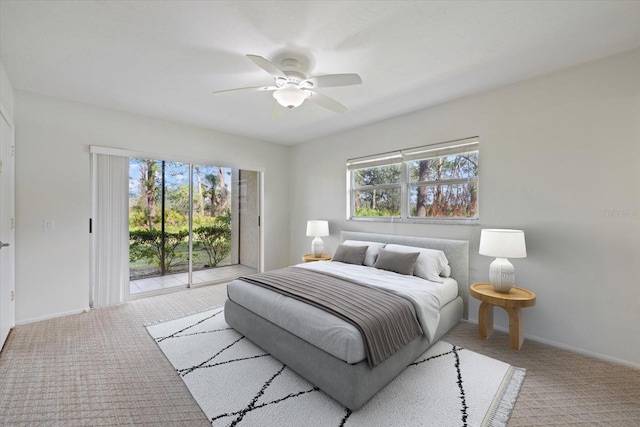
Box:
147 308 525 427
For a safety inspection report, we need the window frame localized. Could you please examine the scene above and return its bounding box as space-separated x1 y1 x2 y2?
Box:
347 137 479 223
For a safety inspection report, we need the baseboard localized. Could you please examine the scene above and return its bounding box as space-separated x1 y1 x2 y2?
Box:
524 332 640 370
15 307 91 326
464 319 640 369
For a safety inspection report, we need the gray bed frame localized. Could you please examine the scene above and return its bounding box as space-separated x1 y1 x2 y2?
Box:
224 231 469 410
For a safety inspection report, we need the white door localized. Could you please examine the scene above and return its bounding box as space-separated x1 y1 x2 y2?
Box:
0 106 15 349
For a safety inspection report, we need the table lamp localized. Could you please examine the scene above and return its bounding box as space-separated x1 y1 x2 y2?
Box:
306 220 329 257
479 229 527 293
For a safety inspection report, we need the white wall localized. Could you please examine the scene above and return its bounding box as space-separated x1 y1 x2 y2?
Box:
14 91 290 324
290 48 640 367
1 59 14 120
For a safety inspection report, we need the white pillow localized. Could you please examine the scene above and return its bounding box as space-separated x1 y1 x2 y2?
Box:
342 240 386 267
385 244 449 283
441 264 452 278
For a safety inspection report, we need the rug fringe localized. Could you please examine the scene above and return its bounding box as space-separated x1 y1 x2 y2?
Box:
143 306 222 327
482 366 526 427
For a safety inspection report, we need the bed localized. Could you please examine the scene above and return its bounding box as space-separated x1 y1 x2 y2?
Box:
224 231 469 410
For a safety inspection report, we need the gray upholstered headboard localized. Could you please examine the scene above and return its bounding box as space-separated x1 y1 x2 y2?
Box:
340 231 470 318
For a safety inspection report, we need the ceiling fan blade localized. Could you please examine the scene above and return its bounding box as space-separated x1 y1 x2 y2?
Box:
302 73 362 88
212 86 276 95
270 101 288 119
246 55 287 79
306 90 348 113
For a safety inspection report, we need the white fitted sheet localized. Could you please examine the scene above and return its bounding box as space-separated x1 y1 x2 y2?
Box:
226 261 458 364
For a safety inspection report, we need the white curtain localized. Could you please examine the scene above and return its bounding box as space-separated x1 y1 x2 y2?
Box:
91 153 130 307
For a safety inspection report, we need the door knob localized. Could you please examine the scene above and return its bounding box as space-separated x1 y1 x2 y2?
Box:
0 241 9 249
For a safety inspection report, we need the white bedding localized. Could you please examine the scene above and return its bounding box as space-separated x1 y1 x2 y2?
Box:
226 261 458 364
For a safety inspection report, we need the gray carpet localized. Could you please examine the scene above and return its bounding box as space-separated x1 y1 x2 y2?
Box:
1 283 639 426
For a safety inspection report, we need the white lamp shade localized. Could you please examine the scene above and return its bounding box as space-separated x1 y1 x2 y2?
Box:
479 229 527 259
273 86 310 109
306 220 329 237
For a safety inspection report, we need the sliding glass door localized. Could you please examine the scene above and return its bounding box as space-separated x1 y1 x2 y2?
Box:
128 158 253 293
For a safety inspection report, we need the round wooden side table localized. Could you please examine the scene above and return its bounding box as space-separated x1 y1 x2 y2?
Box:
302 253 332 262
470 283 536 350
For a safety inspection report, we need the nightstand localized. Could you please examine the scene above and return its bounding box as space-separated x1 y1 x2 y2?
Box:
470 283 536 350
302 253 332 262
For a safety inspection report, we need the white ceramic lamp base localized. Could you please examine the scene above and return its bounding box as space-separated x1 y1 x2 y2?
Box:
311 236 324 257
489 257 515 293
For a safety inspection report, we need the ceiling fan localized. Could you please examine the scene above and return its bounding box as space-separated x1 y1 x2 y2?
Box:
213 54 362 114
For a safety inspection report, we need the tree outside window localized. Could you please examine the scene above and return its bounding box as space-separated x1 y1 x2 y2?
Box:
353 164 401 217
408 151 478 218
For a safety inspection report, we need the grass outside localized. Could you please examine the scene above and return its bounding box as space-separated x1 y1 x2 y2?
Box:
129 242 231 280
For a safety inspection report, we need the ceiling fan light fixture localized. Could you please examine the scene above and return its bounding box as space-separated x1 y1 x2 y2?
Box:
215 54 361 113
273 86 310 109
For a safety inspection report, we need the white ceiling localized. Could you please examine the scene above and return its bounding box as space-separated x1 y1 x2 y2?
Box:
2 1 640 145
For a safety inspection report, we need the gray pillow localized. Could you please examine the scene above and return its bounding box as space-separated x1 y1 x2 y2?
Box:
373 248 420 275
331 244 368 265
385 244 449 283
342 240 386 266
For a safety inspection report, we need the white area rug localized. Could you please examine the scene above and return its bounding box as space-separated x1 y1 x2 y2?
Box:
146 307 525 427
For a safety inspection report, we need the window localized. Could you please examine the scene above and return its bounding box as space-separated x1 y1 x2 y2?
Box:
351 157 402 218
348 137 479 222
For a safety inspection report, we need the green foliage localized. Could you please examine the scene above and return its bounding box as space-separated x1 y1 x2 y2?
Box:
193 215 221 228
164 210 187 231
193 216 231 267
129 214 232 273
129 229 188 273
165 185 191 217
129 208 185 232
128 158 234 278
129 205 149 229
354 164 401 186
355 207 401 217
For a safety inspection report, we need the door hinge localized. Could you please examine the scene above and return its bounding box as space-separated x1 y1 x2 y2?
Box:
11 218 15 230
11 291 15 301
